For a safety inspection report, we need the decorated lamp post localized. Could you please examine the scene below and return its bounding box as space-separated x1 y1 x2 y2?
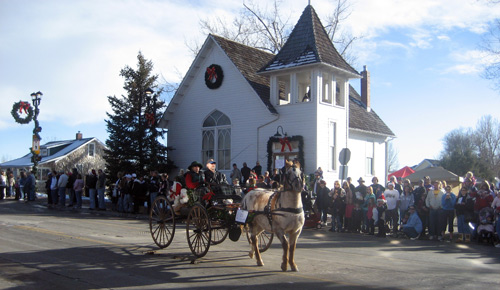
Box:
11 91 43 175
30 91 43 174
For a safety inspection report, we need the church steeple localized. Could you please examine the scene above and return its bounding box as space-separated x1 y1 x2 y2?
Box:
260 5 358 76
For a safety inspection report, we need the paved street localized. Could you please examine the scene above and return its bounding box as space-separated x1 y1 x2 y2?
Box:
0 196 499 289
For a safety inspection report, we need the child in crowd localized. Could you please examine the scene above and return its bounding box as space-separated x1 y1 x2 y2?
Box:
375 197 387 238
366 197 376 235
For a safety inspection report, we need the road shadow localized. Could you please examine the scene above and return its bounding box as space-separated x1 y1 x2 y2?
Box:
0 245 398 290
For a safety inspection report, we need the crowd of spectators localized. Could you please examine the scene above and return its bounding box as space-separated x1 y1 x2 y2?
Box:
311 170 500 247
2 163 499 248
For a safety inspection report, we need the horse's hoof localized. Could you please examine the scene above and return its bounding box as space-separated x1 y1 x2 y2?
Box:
257 260 264 267
291 266 299 272
248 252 254 259
281 263 287 272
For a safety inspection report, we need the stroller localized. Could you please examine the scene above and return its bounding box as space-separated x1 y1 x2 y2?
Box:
302 190 322 229
476 207 496 245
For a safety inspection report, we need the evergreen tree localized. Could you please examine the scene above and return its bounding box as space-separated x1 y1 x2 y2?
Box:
104 52 173 179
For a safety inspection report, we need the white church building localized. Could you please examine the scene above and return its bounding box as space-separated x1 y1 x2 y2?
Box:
159 5 394 183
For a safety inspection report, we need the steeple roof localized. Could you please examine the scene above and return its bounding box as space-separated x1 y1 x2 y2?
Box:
260 5 358 76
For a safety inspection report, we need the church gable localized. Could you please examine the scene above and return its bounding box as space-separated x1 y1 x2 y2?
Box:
159 35 277 129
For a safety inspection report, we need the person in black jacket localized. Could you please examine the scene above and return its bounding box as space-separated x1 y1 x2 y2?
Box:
240 162 251 186
315 180 331 225
455 187 475 242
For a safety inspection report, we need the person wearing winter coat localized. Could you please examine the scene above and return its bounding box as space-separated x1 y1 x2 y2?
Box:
315 180 330 225
328 181 346 232
426 180 444 241
441 185 457 240
455 186 475 242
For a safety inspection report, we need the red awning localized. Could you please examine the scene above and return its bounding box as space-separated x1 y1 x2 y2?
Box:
388 166 415 179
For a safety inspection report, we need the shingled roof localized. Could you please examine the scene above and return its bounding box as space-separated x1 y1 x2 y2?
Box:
212 34 393 137
259 5 358 75
212 34 277 114
349 86 395 136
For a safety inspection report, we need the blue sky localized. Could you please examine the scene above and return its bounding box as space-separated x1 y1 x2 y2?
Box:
1 0 500 171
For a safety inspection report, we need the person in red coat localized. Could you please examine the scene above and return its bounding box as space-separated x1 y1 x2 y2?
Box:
185 161 205 189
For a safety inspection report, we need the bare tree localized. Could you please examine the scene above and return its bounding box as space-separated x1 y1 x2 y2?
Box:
190 0 360 62
480 19 500 91
473 115 500 177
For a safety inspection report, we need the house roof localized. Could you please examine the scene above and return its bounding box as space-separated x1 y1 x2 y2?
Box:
0 137 101 168
259 5 358 76
212 35 277 114
406 166 463 183
348 86 395 137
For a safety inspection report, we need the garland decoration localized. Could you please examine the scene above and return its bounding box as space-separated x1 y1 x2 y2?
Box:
204 64 224 89
11 101 34 124
266 135 304 173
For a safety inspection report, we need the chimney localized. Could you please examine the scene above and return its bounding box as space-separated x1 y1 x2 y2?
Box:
361 65 371 111
76 131 82 140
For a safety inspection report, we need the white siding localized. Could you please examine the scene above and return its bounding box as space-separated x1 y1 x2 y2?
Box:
167 40 276 175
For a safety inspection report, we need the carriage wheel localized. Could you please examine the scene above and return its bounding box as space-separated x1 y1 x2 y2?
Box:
149 196 175 249
210 220 229 245
245 226 274 253
186 204 211 257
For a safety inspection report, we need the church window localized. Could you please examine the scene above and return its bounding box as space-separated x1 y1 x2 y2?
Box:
202 110 231 170
321 72 333 104
297 71 311 103
335 79 346 107
329 121 337 170
278 75 291 105
366 141 374 175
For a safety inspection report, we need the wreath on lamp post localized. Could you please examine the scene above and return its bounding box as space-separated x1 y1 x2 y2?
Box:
204 64 224 89
11 101 34 124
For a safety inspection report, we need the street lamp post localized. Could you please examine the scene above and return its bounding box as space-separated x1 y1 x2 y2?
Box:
30 91 42 175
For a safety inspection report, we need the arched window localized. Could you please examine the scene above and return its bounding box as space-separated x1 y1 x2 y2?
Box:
202 110 231 170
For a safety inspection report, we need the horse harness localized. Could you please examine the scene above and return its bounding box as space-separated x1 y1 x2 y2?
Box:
254 190 303 230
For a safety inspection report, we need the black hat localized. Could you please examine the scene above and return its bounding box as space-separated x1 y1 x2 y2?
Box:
188 161 203 171
357 177 365 183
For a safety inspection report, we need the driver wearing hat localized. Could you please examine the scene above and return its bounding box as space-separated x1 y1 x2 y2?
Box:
185 161 205 189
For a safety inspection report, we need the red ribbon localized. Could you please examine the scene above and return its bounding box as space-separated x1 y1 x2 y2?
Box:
206 67 217 82
145 113 155 126
19 102 30 114
202 191 215 201
280 137 292 152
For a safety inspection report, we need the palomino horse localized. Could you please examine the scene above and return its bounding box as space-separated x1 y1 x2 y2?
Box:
242 161 304 271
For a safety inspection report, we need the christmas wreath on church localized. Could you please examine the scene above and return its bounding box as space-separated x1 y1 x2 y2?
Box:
11 101 34 124
205 64 224 89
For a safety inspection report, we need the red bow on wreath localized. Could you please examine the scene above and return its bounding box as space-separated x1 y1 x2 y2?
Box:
206 67 217 82
19 102 30 114
280 137 292 152
145 113 155 126
202 191 215 201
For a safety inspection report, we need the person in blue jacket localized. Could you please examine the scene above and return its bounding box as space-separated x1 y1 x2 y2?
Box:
440 185 457 241
401 205 422 240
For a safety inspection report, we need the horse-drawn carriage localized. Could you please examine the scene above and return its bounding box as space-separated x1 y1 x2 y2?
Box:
148 183 273 258
149 162 305 272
